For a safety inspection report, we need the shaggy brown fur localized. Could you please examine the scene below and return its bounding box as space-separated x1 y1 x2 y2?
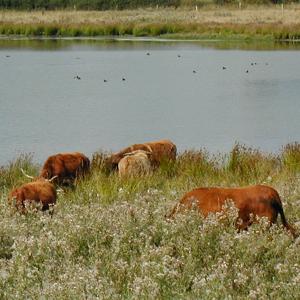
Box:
8 180 57 213
40 152 90 185
107 139 177 170
168 185 297 237
118 150 152 178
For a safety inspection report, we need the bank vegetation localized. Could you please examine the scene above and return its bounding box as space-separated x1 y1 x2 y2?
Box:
1 6 300 39
0 143 300 298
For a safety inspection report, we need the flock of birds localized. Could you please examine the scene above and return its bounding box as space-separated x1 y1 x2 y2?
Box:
70 51 270 82
4 51 269 83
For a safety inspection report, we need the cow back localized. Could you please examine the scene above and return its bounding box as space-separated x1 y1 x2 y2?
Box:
8 181 57 212
40 152 90 183
172 185 282 226
118 150 152 177
108 139 177 170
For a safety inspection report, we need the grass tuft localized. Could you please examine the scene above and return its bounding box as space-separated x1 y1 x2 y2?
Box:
281 142 300 173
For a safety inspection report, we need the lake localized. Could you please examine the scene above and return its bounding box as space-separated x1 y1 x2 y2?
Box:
0 38 300 165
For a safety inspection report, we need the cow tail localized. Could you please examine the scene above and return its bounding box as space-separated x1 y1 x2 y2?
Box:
84 157 90 173
165 202 180 220
272 199 298 238
78 157 90 180
171 144 177 160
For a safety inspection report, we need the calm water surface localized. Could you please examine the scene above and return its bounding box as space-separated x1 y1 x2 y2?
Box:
0 38 300 164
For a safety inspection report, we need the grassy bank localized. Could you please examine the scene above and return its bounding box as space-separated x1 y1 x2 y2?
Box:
1 6 300 40
0 143 300 298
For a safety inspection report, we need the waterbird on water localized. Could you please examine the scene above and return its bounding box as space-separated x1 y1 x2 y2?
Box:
74 75 81 80
193 70 197 74
146 52 150 56
122 77 126 81
222 66 227 70
104 79 107 83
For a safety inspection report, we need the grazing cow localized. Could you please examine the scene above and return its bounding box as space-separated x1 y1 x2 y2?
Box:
118 150 152 178
40 152 90 185
107 139 177 170
8 180 57 213
168 185 297 237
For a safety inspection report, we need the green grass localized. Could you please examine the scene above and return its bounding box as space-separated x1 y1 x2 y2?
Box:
1 21 300 40
0 143 300 299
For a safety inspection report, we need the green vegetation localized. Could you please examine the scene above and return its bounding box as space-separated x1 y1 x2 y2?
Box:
1 0 181 10
1 6 300 40
0 0 290 10
0 143 300 298
1 21 300 40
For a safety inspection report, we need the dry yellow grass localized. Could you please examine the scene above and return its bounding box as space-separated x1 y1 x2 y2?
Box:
1 6 300 39
1 5 300 26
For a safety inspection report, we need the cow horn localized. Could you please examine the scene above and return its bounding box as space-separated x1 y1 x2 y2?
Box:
48 175 58 182
123 151 152 157
20 168 34 179
123 152 135 157
145 145 153 153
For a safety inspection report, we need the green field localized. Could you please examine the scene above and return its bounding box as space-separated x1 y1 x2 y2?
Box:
0 143 299 299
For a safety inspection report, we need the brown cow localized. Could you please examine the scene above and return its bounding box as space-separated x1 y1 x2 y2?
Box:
107 139 177 170
118 150 152 178
40 152 90 185
8 180 57 213
168 185 297 237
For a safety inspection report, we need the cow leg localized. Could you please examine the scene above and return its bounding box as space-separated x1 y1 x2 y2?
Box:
236 220 251 231
236 214 252 231
41 202 49 211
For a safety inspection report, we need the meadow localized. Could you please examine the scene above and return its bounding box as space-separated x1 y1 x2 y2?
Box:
1 6 300 39
0 143 300 299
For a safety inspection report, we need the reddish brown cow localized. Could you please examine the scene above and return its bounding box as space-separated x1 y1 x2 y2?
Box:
40 152 90 185
107 139 177 170
8 180 57 213
168 185 297 237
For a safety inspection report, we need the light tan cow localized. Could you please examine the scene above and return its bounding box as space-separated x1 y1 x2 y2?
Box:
118 150 152 178
107 139 177 170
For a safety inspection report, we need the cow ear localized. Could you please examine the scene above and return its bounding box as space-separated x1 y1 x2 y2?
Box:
41 169 50 178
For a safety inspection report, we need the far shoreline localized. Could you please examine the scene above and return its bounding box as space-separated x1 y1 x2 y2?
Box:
1 35 300 44
1 7 300 41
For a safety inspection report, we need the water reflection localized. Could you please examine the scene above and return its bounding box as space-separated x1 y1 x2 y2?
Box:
1 37 300 51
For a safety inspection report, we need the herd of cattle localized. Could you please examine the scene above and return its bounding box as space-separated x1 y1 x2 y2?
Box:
7 139 297 237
